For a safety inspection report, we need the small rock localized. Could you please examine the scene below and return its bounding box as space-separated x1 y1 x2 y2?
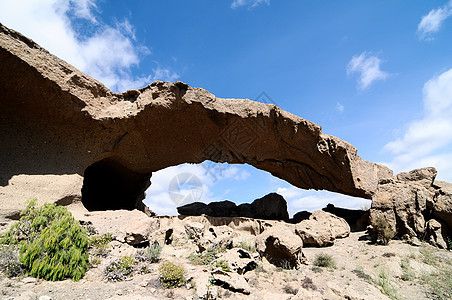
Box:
21 277 37 284
38 296 52 300
150 288 156 293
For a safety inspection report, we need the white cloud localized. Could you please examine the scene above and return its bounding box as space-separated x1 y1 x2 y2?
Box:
417 0 452 40
277 186 371 217
346 52 389 90
0 0 178 92
384 68 452 182
336 102 344 113
144 162 251 216
231 0 270 9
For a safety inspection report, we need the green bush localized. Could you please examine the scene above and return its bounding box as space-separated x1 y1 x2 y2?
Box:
89 233 112 257
215 259 230 272
373 216 396 245
0 245 24 278
103 256 135 282
1 200 89 281
188 248 217 265
313 253 336 269
159 261 185 288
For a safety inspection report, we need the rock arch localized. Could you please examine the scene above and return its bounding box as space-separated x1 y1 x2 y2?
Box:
0 24 392 216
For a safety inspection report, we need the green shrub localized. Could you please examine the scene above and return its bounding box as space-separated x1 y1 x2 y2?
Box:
20 213 89 281
89 233 112 257
313 253 336 269
159 261 185 288
188 248 217 265
421 267 452 299
1 200 89 281
373 216 396 245
0 245 24 278
103 256 135 282
283 284 298 295
215 259 230 272
238 240 256 253
376 269 398 300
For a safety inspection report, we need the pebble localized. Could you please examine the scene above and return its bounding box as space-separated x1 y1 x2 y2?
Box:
38 296 52 300
21 277 37 284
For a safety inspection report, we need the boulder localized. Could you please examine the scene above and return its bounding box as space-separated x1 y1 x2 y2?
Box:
290 211 311 224
211 269 251 295
256 224 303 268
73 209 152 245
426 219 450 249
296 210 350 247
1 23 393 218
196 226 234 252
177 202 212 216
218 248 258 275
322 203 370 231
184 222 205 240
250 193 289 221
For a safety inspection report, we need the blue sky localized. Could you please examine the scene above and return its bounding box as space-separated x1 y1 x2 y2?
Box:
1 0 452 216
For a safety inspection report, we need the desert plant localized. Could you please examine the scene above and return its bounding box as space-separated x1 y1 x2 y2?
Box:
421 266 452 299
283 284 298 295
372 216 396 245
238 240 256 253
420 246 438 266
0 245 24 278
144 241 163 263
89 233 112 257
188 247 217 265
301 276 317 290
103 256 135 282
3 201 89 281
313 253 336 269
311 266 323 273
20 213 89 281
215 259 230 272
352 265 372 282
159 261 185 288
400 257 414 281
376 269 398 300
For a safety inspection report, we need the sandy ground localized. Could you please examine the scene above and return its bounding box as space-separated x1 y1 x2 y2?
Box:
1 230 451 300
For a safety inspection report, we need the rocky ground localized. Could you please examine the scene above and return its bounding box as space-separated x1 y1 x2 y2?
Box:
1 208 451 300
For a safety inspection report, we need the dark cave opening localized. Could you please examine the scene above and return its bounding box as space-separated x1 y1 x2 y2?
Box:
81 158 151 211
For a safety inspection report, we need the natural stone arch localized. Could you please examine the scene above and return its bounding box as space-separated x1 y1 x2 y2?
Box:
0 24 392 216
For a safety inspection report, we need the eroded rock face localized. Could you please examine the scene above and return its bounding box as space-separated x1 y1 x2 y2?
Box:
370 167 452 245
0 23 392 217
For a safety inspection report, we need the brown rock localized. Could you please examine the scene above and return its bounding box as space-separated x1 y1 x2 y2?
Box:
256 223 303 268
250 193 289 221
426 219 450 249
295 210 350 247
370 168 435 238
322 203 370 231
211 269 251 295
0 23 393 217
218 248 258 275
432 181 452 230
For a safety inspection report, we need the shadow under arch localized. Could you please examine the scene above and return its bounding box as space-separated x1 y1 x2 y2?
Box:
81 157 151 211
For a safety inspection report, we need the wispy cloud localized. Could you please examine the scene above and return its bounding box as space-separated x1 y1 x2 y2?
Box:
384 68 452 182
231 0 270 9
336 102 344 113
0 0 178 92
417 0 452 40
144 162 251 216
346 52 389 90
276 186 371 217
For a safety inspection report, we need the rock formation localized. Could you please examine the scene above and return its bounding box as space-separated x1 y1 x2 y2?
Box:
0 23 392 220
369 167 452 245
322 203 370 231
177 193 289 221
